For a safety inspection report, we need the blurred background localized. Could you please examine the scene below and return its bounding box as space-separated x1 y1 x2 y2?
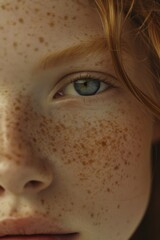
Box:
130 141 160 240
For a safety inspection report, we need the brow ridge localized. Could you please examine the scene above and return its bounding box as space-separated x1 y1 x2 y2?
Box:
33 36 129 73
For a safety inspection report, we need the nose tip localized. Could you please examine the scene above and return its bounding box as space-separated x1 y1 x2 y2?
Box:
0 159 53 195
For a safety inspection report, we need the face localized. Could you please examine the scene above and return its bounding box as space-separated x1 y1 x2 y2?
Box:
0 0 156 240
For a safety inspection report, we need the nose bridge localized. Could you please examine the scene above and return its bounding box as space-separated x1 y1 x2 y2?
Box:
0 92 30 155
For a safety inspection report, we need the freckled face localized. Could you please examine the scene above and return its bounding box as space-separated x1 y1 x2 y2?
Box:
0 0 154 240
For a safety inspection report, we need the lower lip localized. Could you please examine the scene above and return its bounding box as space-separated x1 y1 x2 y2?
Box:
0 234 78 240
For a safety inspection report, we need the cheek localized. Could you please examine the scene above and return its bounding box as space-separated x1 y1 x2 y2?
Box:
33 108 152 197
29 105 152 237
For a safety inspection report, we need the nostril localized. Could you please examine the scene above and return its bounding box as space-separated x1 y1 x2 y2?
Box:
24 180 43 190
0 185 5 194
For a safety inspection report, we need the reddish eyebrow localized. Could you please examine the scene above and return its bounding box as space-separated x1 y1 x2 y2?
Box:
33 36 129 73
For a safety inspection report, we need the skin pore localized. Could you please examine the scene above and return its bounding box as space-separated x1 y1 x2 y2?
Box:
0 0 158 240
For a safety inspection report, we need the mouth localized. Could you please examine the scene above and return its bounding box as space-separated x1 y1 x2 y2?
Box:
0 233 79 239
0 216 79 240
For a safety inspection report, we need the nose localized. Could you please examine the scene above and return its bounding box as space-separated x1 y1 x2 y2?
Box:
0 158 53 195
0 94 53 195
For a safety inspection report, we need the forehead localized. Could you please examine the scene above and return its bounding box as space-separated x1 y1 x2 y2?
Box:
0 0 104 50
0 0 97 26
0 0 149 69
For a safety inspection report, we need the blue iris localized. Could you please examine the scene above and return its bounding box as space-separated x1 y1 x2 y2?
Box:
73 79 100 96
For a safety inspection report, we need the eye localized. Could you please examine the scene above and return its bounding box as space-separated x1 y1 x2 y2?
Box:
53 73 117 99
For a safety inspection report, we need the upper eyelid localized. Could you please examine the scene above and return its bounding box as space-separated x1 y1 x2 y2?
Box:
55 71 117 88
52 72 102 92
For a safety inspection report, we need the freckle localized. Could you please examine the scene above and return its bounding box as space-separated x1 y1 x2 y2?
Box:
82 161 86 166
13 42 18 48
34 48 39 52
90 213 94 218
0 26 4 30
18 18 24 23
15 5 19 10
124 127 128 132
64 15 68 20
115 181 119 185
107 188 111 193
114 165 119 170
84 153 89 157
38 37 45 43
41 199 45 205
49 22 54 27
89 159 94 164
72 16 77 20
1 5 6 10
32 137 37 143
34 8 40 12
15 106 20 111
52 148 57 152
12 22 16 26
124 160 129 165
101 141 106 147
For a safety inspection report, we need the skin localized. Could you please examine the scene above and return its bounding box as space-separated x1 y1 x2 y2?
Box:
0 0 159 240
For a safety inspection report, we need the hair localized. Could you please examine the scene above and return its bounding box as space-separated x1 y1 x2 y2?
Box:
93 0 160 121
92 2 160 238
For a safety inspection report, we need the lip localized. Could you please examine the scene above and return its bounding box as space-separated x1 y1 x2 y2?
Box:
0 217 79 239
0 233 78 240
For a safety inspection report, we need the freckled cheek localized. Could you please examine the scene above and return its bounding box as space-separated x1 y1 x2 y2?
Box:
31 113 151 224
32 113 147 191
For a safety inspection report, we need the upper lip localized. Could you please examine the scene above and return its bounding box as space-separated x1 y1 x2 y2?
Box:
0 216 78 237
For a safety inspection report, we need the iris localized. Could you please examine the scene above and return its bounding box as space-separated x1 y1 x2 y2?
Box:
74 79 100 96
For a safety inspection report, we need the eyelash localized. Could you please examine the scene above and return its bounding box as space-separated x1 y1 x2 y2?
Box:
54 73 117 101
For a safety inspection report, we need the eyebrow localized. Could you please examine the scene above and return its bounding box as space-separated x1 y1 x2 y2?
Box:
33 36 129 73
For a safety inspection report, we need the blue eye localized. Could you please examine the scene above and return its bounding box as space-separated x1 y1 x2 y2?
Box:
73 79 101 96
55 73 116 98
